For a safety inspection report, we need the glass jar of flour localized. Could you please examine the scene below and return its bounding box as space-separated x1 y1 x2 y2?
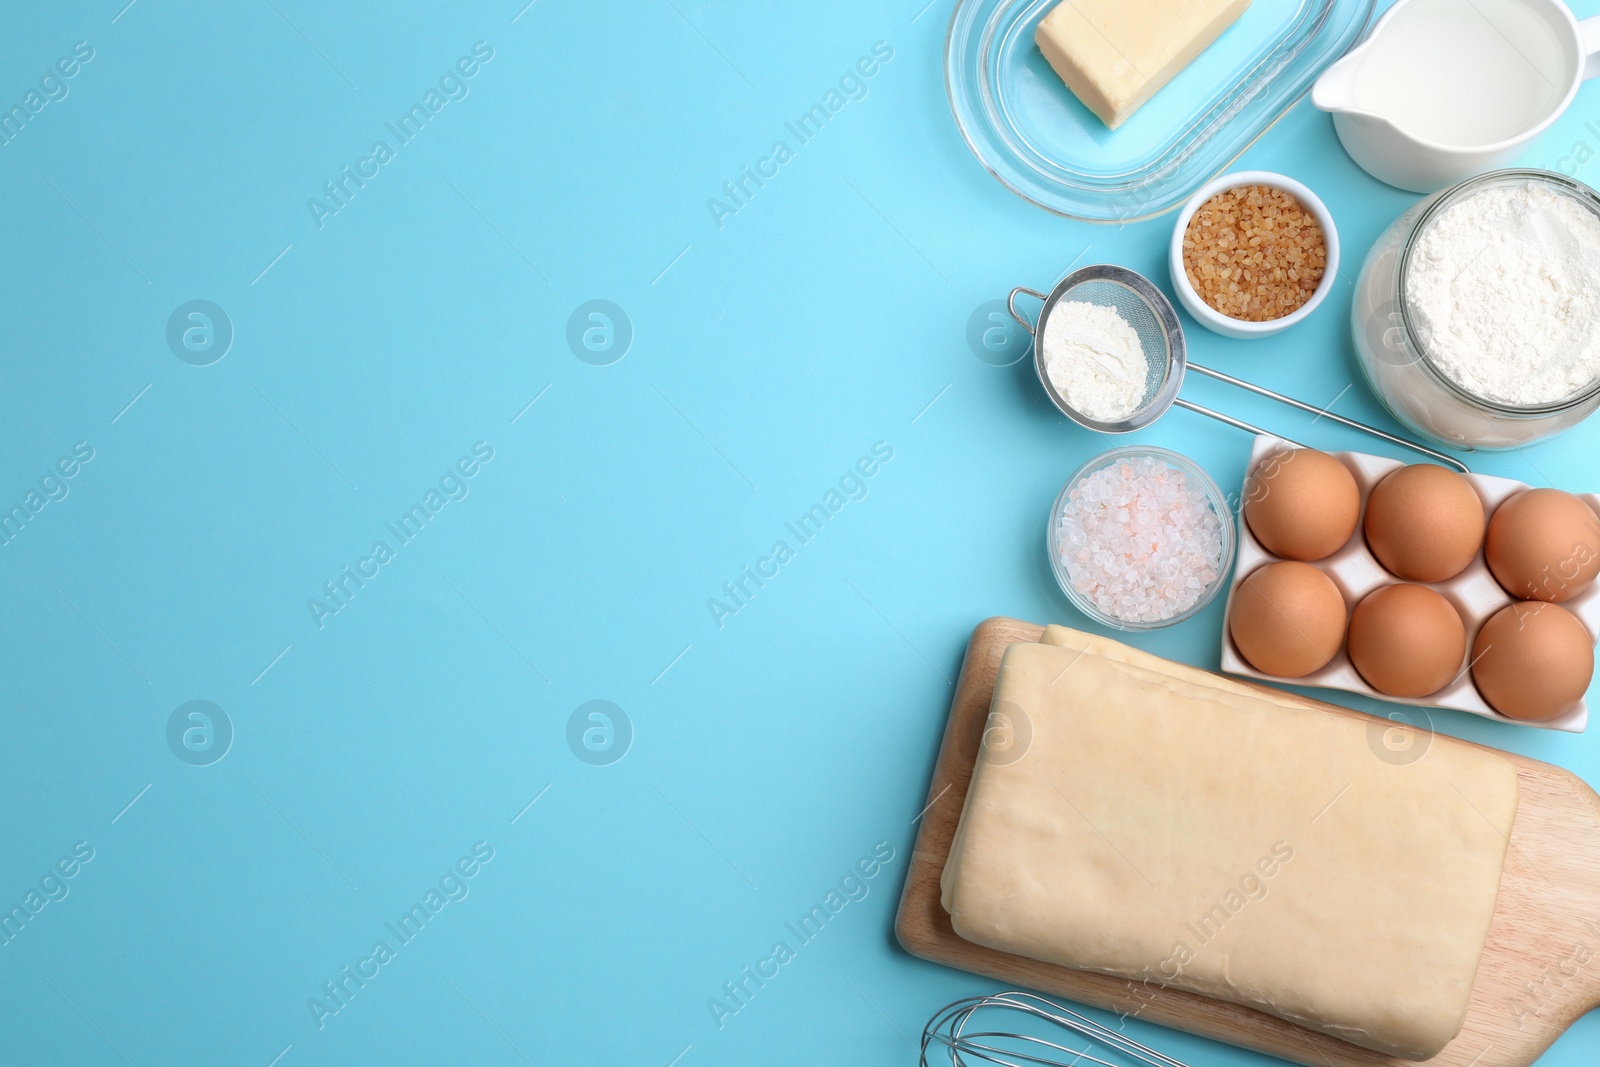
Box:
1352 169 1600 449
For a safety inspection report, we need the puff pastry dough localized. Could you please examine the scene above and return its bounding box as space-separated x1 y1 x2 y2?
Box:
940 628 1517 1060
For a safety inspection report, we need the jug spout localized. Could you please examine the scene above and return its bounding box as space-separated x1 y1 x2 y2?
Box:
1311 48 1365 114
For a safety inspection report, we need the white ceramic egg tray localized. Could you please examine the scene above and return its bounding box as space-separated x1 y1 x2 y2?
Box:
1219 435 1600 733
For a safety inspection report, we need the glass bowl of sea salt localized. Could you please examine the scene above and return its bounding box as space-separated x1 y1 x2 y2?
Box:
1048 446 1235 631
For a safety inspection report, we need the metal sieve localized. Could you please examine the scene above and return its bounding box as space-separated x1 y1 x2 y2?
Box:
1008 264 1470 472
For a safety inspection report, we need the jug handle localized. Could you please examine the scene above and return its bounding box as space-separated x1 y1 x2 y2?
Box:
1583 15 1600 81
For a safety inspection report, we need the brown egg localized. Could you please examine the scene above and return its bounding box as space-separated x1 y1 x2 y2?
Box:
1485 489 1600 602
1472 601 1594 721
1363 465 1485 582
1242 448 1360 561
1346 584 1466 697
1229 561 1347 677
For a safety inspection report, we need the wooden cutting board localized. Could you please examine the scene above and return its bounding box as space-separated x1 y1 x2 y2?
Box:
896 617 1600 1067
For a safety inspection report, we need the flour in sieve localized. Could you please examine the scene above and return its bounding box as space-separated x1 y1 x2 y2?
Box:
1405 180 1600 407
1039 300 1151 421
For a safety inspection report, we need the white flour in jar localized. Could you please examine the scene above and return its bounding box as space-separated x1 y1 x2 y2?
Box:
1405 180 1600 407
1039 300 1150 421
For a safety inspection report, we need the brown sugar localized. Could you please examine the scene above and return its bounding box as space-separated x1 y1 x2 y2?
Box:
1182 185 1327 322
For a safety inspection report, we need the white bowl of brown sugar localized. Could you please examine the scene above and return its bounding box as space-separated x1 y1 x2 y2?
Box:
1169 171 1339 340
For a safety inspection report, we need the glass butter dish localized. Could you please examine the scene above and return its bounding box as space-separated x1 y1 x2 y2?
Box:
945 0 1377 222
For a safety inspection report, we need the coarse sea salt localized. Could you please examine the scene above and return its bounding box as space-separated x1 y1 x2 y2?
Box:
1056 455 1224 623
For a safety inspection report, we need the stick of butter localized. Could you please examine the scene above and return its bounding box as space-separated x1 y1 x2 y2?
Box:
1035 0 1252 129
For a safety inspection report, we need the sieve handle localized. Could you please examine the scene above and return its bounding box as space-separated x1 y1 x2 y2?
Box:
1006 287 1048 335
1172 398 1308 448
1187 362 1472 472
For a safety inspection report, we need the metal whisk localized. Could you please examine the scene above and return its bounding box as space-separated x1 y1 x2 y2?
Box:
920 991 1189 1067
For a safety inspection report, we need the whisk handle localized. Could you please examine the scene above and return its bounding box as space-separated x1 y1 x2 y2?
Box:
1007 287 1048 336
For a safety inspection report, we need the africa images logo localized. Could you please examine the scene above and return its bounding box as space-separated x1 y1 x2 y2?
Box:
0 40 94 147
706 442 893 630
306 42 495 230
705 41 894 230
566 700 631 766
306 842 495 1031
306 442 494 630
166 300 233 365
0 441 93 549
166 701 233 767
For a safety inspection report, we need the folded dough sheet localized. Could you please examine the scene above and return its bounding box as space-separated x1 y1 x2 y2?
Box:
940 626 1518 1060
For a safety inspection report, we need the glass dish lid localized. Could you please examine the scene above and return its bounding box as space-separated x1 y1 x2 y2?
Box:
945 0 1376 222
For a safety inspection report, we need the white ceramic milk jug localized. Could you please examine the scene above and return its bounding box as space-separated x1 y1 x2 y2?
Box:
1313 0 1600 192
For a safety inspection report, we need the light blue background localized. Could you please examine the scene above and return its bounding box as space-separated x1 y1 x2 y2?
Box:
2 1 1597 1064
